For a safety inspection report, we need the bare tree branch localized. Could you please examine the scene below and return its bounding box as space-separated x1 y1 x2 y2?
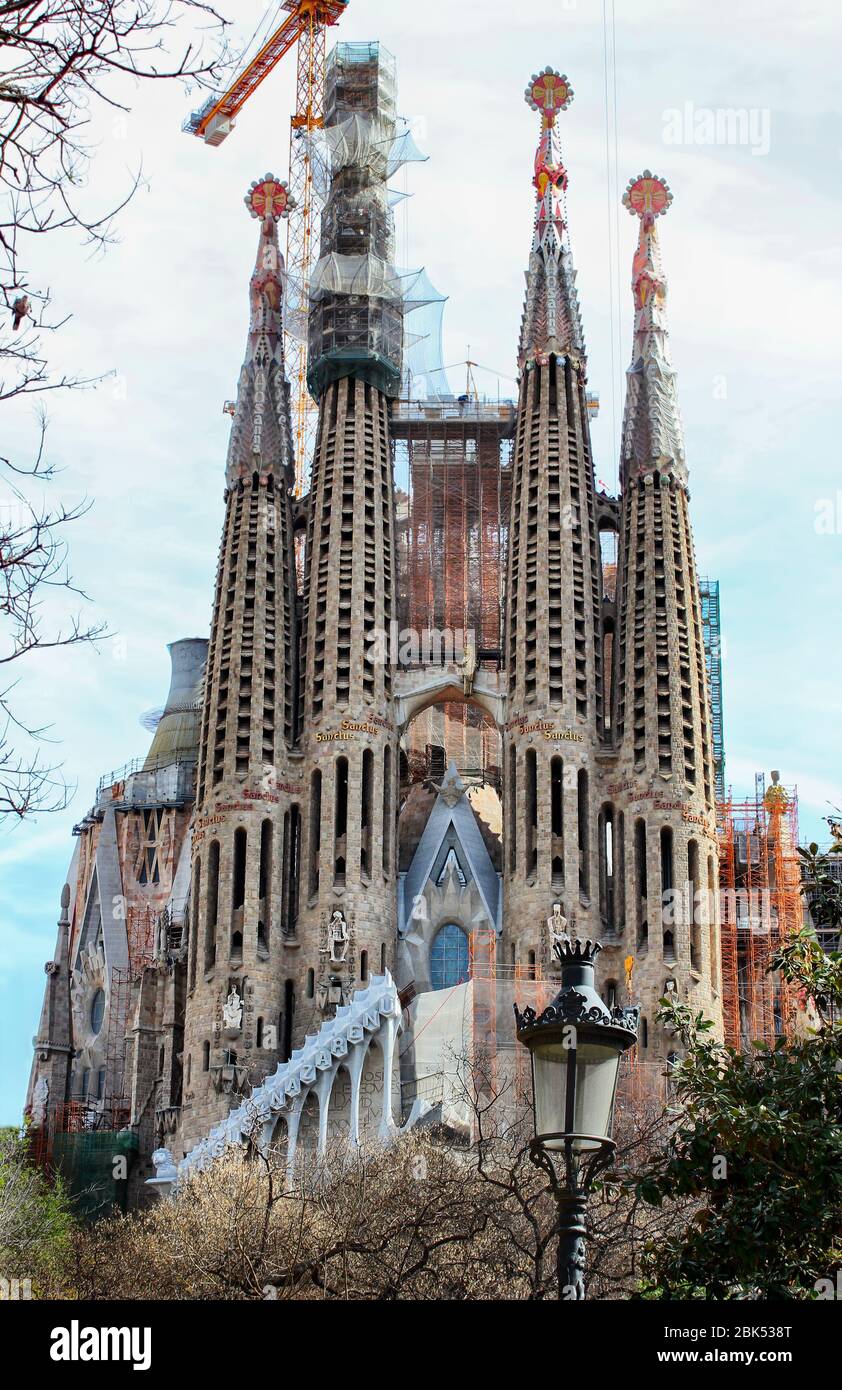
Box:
0 2 231 820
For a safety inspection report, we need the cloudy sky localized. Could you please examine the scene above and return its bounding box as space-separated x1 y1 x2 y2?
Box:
1 0 839 1122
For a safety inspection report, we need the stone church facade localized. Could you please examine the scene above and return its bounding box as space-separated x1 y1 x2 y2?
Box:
26 49 720 1198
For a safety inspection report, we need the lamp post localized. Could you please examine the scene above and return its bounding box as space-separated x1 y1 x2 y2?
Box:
515 937 639 1300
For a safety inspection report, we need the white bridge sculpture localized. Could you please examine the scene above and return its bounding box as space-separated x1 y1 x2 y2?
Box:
148 972 407 1197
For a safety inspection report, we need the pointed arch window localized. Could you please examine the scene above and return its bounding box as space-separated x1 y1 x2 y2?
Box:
429 923 470 991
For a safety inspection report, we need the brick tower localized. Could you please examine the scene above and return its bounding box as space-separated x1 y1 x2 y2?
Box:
182 176 300 1145
293 43 401 1026
503 72 605 969
612 172 721 1045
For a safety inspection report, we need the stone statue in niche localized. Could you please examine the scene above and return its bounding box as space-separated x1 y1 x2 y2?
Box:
222 985 243 1031
328 909 349 964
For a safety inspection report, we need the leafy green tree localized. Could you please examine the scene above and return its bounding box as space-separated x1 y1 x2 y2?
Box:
635 850 842 1299
0 1126 75 1293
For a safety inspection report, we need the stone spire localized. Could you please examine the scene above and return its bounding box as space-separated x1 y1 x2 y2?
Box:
518 69 584 371
612 170 721 1052
225 175 296 486
504 68 605 972
295 41 401 1041
184 177 300 1150
619 172 686 488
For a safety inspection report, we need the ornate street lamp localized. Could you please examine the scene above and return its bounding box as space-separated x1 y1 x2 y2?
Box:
515 937 639 1300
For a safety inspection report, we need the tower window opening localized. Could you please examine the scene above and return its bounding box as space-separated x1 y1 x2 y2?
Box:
688 838 701 970
308 769 322 899
334 756 349 885
205 840 220 971
599 803 616 933
577 768 590 896
281 979 294 1063
635 818 648 948
382 746 392 877
189 859 201 990
232 827 247 912
258 819 273 954
360 748 373 879
283 807 301 936
550 755 564 885
525 747 538 877
660 826 674 895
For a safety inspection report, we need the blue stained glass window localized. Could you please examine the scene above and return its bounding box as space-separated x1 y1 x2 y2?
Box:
429 923 470 991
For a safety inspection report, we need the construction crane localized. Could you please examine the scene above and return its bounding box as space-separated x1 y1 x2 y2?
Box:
184 1 350 495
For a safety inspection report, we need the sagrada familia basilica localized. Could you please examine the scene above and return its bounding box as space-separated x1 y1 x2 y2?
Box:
26 46 722 1204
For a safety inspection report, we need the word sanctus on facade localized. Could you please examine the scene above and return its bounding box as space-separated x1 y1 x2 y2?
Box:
27 48 720 1204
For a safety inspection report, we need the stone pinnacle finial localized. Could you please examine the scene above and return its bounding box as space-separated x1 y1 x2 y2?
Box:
619 167 686 486
524 68 573 126
623 170 673 229
244 174 294 224
517 68 583 368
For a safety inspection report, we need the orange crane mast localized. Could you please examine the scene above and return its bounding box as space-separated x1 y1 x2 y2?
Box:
184 1 350 496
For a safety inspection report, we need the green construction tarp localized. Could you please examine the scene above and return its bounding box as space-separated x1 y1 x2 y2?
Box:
51 1130 139 1221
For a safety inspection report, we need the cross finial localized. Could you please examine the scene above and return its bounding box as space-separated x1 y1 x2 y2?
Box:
525 68 573 127
623 170 673 230
244 173 294 225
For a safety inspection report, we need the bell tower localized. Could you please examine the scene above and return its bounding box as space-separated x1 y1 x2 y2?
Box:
292 43 402 1032
503 71 605 969
182 176 300 1147
613 172 721 1044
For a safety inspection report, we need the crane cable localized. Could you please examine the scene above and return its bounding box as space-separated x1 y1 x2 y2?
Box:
231 1 287 77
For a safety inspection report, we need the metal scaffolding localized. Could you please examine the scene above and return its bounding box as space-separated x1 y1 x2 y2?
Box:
717 774 802 1049
393 397 513 789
